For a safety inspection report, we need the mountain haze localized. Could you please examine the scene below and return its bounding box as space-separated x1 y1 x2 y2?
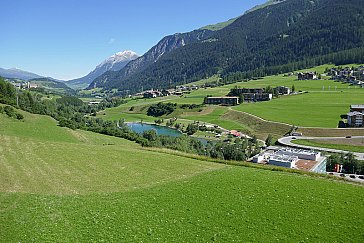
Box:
67 50 138 90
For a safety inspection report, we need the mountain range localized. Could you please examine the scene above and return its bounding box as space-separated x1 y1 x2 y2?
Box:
66 50 139 90
89 0 364 94
0 67 44 81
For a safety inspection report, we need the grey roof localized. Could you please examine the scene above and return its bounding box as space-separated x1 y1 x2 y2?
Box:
348 111 363 116
351 104 364 109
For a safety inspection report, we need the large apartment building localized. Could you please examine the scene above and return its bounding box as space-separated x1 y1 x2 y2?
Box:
347 105 364 127
204 96 240 106
229 88 273 102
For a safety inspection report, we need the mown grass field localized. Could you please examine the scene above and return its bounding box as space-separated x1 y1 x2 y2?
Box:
1 110 364 241
234 90 364 128
97 64 364 132
293 139 364 153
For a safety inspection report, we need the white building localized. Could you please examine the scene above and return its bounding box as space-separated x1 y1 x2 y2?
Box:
347 111 363 127
268 155 299 168
275 148 321 161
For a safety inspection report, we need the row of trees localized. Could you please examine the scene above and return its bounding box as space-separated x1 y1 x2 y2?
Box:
139 129 261 161
0 105 24 120
1 77 261 162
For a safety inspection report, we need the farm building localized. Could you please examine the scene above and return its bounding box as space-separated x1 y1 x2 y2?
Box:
204 96 240 106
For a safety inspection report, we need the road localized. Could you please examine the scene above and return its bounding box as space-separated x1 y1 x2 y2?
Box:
326 172 364 184
278 136 364 161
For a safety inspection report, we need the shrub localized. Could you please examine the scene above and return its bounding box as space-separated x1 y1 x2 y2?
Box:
16 113 24 120
4 106 15 118
147 103 177 117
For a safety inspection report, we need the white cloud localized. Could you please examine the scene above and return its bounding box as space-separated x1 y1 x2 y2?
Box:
108 38 115 44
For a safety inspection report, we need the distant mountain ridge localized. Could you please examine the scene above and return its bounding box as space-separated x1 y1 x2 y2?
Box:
67 50 139 90
91 0 364 93
88 30 212 89
0 67 44 80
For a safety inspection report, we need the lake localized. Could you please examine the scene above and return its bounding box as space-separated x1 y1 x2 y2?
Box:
126 122 210 145
127 123 182 137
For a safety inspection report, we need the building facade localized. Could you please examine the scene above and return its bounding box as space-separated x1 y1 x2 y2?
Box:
347 111 364 127
204 97 240 106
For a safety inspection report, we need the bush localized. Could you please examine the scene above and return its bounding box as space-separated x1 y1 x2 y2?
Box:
147 103 177 117
4 106 15 118
16 113 24 120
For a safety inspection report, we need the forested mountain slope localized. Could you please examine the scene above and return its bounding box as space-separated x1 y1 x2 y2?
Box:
92 0 364 93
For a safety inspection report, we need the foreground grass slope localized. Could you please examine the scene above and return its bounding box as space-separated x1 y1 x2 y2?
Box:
1 110 363 241
0 112 223 195
1 167 364 242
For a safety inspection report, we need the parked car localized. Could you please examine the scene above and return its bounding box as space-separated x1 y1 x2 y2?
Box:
349 175 356 179
340 173 346 177
359 175 364 180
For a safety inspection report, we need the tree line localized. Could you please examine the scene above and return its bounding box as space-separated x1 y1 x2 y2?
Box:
0 77 261 162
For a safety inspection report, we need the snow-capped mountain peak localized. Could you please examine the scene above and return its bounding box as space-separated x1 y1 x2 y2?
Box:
66 50 139 89
97 50 139 69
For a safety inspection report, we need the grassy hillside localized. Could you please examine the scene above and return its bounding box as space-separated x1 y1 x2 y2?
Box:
0 111 222 195
293 139 364 153
1 108 364 241
97 65 364 138
200 18 238 31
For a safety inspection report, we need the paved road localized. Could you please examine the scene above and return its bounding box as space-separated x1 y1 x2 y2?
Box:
278 136 364 161
327 172 364 184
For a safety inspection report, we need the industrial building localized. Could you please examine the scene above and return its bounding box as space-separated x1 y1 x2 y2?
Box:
253 147 327 173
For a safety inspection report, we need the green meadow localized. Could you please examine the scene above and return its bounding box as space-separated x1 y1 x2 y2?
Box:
293 139 364 153
97 64 364 131
1 110 364 241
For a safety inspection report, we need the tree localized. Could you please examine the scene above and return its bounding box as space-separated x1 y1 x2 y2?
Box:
186 123 198 135
291 84 296 93
265 134 273 146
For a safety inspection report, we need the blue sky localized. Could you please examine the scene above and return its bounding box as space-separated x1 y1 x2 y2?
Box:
0 0 266 80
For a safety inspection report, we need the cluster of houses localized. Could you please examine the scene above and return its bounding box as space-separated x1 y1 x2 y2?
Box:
204 86 291 106
347 104 364 127
330 66 364 87
298 72 318 80
10 81 38 90
253 147 327 173
139 85 200 99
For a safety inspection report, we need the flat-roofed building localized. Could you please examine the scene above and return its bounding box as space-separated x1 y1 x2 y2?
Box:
347 111 364 127
204 96 239 106
350 104 364 113
269 154 299 168
275 147 321 161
